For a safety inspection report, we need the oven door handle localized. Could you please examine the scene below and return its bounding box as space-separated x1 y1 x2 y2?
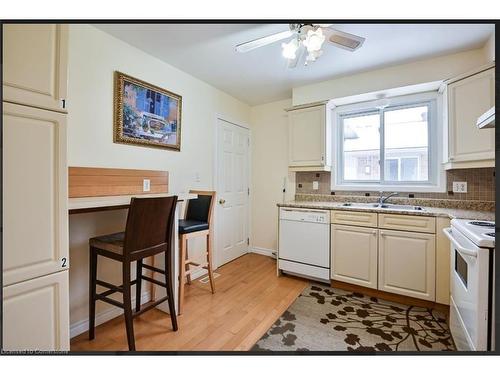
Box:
442 227 478 258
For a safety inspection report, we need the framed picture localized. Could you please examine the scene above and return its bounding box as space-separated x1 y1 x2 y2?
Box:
114 71 182 151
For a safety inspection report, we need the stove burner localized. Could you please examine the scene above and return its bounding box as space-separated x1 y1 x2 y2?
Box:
486 233 495 238
468 221 495 228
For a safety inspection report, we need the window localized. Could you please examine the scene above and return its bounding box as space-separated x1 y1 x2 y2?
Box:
333 93 442 192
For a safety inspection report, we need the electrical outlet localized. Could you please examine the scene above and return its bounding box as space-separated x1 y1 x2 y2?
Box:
143 179 151 192
452 181 467 193
312 181 319 190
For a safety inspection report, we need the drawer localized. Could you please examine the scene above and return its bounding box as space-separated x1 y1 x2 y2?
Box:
331 210 377 228
378 213 435 233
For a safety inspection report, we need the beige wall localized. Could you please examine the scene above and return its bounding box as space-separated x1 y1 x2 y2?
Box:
483 33 496 62
292 48 489 106
67 25 251 334
250 99 293 252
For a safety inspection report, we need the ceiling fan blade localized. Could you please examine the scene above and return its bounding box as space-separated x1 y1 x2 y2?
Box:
286 44 305 69
236 29 295 53
324 28 365 52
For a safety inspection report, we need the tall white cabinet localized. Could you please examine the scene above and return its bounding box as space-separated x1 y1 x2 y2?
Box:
2 24 69 351
3 24 68 112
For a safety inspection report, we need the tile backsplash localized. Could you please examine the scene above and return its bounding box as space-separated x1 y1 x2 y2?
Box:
296 168 495 201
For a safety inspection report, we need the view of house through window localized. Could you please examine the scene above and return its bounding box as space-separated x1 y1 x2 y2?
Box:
343 112 380 181
341 102 431 185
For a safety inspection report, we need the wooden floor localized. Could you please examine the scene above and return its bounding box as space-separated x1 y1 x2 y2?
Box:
71 253 308 352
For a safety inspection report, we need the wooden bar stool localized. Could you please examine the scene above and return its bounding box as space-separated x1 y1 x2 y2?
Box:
178 190 216 314
88 196 178 351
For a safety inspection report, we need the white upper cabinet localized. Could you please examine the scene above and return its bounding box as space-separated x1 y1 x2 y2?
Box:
287 103 332 171
444 65 495 169
3 24 68 112
2 102 68 286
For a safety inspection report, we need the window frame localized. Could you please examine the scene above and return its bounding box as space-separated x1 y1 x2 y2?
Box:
331 91 445 192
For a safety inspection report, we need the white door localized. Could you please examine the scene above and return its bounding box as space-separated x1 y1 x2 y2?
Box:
3 270 70 351
216 118 250 266
331 224 378 289
3 24 68 112
378 229 436 301
2 102 68 286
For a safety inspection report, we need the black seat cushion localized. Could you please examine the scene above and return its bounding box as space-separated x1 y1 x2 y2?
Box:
178 219 209 234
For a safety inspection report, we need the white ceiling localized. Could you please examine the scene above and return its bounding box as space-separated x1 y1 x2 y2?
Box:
94 23 494 105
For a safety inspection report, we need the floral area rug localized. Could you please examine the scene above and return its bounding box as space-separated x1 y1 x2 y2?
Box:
252 284 455 352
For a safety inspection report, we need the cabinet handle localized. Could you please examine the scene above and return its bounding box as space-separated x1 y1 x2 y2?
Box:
372 231 377 235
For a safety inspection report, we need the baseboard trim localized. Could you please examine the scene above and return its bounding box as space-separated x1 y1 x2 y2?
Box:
70 291 151 339
249 247 277 258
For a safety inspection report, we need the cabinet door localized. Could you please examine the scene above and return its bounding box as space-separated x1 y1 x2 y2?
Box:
3 24 68 112
448 67 495 163
3 270 70 352
378 229 435 301
288 105 326 167
2 102 68 286
331 224 378 289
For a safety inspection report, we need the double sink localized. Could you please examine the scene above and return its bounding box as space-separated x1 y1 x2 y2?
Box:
342 202 424 211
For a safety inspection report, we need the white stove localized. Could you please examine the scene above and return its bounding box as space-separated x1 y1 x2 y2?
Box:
451 219 495 248
443 219 495 351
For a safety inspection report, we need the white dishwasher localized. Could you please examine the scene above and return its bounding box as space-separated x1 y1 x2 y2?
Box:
278 207 330 282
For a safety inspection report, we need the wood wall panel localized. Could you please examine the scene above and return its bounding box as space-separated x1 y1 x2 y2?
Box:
68 167 168 198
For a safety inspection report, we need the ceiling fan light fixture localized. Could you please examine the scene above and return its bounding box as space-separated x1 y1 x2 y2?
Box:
235 23 366 69
281 38 299 59
303 28 325 53
305 49 322 65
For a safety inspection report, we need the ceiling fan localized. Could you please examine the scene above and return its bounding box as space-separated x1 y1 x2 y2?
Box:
235 24 365 68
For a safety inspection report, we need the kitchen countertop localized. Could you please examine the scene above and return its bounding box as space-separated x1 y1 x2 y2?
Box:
278 200 495 221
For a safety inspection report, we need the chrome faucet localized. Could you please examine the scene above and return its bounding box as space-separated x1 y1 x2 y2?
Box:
378 192 398 206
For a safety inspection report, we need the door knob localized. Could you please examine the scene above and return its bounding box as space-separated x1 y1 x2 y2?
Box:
219 199 226 205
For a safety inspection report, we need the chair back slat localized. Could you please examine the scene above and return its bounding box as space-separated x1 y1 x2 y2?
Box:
185 191 216 225
123 196 177 257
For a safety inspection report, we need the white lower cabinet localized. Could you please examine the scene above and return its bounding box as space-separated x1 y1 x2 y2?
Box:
378 229 436 301
2 270 70 352
331 224 378 289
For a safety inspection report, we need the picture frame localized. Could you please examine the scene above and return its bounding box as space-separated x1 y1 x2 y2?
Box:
114 71 182 151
